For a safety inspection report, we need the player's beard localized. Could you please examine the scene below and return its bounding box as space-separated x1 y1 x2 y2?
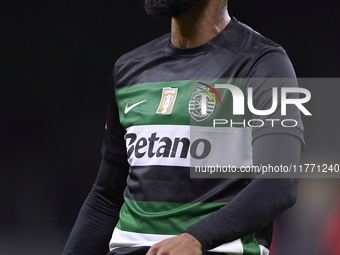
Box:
144 0 204 18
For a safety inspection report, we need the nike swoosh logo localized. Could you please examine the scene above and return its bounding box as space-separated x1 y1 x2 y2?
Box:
124 100 147 114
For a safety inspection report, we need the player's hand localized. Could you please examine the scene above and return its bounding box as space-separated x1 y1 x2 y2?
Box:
146 232 203 255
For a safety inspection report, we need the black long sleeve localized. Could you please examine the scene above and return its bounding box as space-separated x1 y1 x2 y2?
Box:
184 133 301 252
62 156 129 255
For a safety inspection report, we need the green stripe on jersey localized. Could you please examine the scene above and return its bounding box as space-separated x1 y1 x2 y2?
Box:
116 80 191 129
116 198 226 235
115 79 249 129
241 234 261 255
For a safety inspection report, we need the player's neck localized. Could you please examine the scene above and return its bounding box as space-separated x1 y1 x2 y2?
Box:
170 0 231 49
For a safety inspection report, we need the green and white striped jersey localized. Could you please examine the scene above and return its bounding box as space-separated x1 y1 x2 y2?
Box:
103 17 304 255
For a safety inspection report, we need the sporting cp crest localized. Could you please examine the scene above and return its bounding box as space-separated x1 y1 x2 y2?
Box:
189 86 215 122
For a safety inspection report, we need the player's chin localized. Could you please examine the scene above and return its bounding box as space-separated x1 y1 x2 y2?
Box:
144 0 204 18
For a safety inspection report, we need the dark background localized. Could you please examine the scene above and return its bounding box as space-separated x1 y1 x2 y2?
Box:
2 0 340 254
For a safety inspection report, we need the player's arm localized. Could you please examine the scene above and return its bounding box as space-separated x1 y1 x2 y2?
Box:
182 134 300 253
63 75 128 255
62 156 129 255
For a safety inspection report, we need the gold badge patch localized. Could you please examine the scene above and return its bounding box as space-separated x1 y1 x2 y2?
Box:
156 87 178 114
